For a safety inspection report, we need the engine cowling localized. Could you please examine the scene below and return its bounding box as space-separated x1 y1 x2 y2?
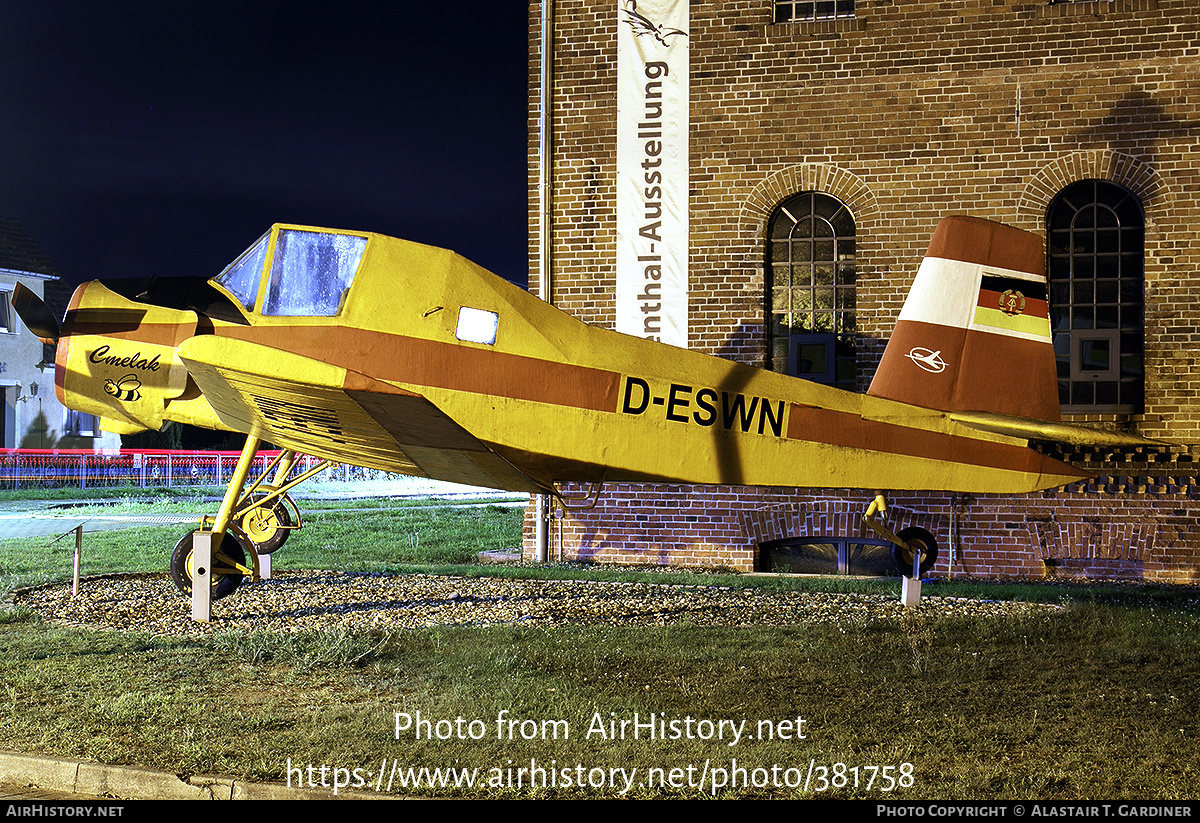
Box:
56 281 201 433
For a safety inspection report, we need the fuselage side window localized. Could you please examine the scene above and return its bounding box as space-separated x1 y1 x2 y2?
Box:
213 232 270 311
263 230 367 317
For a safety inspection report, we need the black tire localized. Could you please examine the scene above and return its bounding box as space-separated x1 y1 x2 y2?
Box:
892 526 939 578
239 493 293 555
170 530 248 600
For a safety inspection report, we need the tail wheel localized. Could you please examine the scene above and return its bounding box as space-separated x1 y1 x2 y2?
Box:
239 493 293 555
892 527 939 578
170 530 249 600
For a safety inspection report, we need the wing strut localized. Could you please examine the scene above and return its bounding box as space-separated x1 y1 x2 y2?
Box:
212 433 264 537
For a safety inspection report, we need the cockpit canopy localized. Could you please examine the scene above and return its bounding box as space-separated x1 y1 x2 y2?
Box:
212 226 368 317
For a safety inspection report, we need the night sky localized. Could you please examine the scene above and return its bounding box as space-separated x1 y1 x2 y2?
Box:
0 3 531 288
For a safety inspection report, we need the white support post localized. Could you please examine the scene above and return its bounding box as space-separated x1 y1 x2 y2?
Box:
190 530 213 622
71 525 82 596
902 547 923 607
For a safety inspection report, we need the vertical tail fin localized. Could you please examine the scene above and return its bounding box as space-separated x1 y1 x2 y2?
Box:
867 216 1060 422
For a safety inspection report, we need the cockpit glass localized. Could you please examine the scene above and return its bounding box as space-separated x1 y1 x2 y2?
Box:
213 231 270 310
263 230 367 317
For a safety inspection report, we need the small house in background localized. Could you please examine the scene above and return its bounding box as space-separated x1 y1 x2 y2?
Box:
0 218 119 451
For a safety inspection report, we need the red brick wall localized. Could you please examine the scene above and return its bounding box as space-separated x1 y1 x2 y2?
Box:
526 0 1200 582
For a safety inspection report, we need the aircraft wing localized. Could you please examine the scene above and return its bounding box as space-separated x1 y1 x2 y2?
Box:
175 336 545 494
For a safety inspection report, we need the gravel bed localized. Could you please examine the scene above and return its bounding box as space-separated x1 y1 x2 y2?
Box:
10 571 1063 637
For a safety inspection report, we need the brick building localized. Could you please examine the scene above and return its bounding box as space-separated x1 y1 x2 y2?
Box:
525 0 1200 581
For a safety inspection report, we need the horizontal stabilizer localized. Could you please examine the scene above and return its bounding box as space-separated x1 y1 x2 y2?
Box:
949 411 1168 448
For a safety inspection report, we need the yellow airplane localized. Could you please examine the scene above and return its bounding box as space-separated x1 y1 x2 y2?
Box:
12 215 1161 600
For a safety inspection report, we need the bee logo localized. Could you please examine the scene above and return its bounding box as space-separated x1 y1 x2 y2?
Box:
104 374 142 402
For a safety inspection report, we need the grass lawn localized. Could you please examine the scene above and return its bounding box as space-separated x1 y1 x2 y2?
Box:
1 490 1198 799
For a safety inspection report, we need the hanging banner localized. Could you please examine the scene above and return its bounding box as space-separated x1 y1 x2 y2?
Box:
616 0 689 348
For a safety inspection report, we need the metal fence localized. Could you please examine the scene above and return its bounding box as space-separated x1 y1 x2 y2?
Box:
0 449 386 490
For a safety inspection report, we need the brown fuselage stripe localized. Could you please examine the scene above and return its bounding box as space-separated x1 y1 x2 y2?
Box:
216 325 623 413
64 317 196 348
64 310 1082 480
786 404 1088 479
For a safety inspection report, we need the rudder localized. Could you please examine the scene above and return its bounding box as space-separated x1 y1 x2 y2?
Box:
867 216 1060 422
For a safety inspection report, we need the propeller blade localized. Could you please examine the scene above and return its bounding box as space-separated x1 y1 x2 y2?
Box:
11 282 61 343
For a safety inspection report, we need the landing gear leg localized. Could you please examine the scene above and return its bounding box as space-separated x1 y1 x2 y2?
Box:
188 433 263 622
178 435 334 621
861 493 940 608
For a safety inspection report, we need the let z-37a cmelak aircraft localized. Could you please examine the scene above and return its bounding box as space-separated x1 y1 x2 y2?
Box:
11 215 1161 603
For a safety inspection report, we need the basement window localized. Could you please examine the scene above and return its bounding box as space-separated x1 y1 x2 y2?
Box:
774 1 854 22
758 536 894 576
64 409 98 438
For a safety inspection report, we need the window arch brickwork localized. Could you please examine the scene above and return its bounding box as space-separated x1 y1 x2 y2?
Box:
1016 150 1172 230
741 165 878 389
741 163 879 232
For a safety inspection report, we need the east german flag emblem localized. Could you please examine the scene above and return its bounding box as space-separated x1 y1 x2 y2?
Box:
972 273 1051 340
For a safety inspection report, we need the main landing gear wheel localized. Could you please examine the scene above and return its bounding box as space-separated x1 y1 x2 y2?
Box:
892 527 939 578
239 493 293 555
170 530 249 600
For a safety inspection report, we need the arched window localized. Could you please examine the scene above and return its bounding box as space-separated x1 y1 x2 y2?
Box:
1046 180 1144 413
766 192 856 390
